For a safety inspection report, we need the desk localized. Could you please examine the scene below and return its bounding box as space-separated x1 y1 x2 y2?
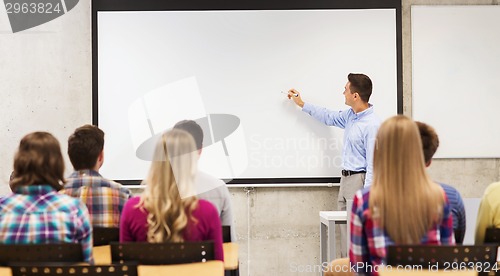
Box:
223 242 239 270
138 260 224 276
320 211 347 264
94 245 111 264
0 267 11 276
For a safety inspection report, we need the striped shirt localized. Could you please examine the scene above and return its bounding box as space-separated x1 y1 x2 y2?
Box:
0 185 93 263
62 170 132 227
349 188 455 276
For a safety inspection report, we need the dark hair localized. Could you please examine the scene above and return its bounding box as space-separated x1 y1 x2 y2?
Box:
68 124 105 170
173 120 203 150
11 132 65 191
348 73 372 103
415 121 439 164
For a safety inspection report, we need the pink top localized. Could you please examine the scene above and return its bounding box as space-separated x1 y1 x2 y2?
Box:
119 196 224 261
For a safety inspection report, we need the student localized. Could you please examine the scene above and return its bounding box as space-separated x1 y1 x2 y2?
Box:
349 116 454 275
416 121 466 243
288 73 381 257
174 119 236 242
62 125 132 227
0 132 93 263
119 129 223 261
475 181 500 244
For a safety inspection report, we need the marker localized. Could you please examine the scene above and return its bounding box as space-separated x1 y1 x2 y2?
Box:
282 91 298 97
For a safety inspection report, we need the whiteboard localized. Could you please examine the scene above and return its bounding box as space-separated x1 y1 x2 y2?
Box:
93 2 402 183
412 5 500 158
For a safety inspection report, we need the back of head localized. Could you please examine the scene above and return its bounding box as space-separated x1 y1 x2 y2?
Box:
348 73 372 103
68 125 104 170
11 132 65 191
173 120 203 150
370 115 444 244
415 121 440 165
141 128 199 243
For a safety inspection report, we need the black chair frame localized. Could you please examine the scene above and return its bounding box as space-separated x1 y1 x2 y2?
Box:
110 241 215 265
222 225 231 243
387 245 498 272
485 227 500 244
93 227 120 246
9 263 138 276
0 243 83 266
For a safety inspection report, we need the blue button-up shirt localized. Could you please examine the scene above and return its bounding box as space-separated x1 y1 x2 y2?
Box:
302 103 381 187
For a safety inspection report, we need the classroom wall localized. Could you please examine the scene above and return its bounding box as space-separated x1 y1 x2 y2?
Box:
1 0 499 275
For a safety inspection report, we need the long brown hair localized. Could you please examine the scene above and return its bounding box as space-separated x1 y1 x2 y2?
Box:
139 129 199 243
369 115 444 244
10 132 65 191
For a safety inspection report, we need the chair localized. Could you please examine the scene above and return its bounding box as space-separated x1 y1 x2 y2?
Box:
454 228 464 244
9 263 138 276
484 227 500 243
222 225 231 243
223 242 239 276
222 225 240 276
93 227 120 246
387 245 497 269
0 244 83 266
110 241 214 265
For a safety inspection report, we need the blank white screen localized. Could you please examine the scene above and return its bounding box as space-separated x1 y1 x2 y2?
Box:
97 9 398 181
412 6 500 158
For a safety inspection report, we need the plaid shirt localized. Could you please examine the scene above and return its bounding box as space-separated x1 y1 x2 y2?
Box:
0 185 93 263
62 170 132 228
349 188 455 276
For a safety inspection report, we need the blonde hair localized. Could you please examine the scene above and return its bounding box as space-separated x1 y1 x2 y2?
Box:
369 115 444 244
139 129 199 243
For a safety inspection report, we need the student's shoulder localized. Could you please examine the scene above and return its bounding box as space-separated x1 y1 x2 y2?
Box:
197 171 225 184
53 193 90 212
484 181 500 195
197 199 219 216
353 187 371 208
124 196 141 205
196 171 228 195
107 179 132 192
93 177 131 194
438 183 463 199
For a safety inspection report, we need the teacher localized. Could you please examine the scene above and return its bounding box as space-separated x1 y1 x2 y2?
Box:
288 73 381 257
